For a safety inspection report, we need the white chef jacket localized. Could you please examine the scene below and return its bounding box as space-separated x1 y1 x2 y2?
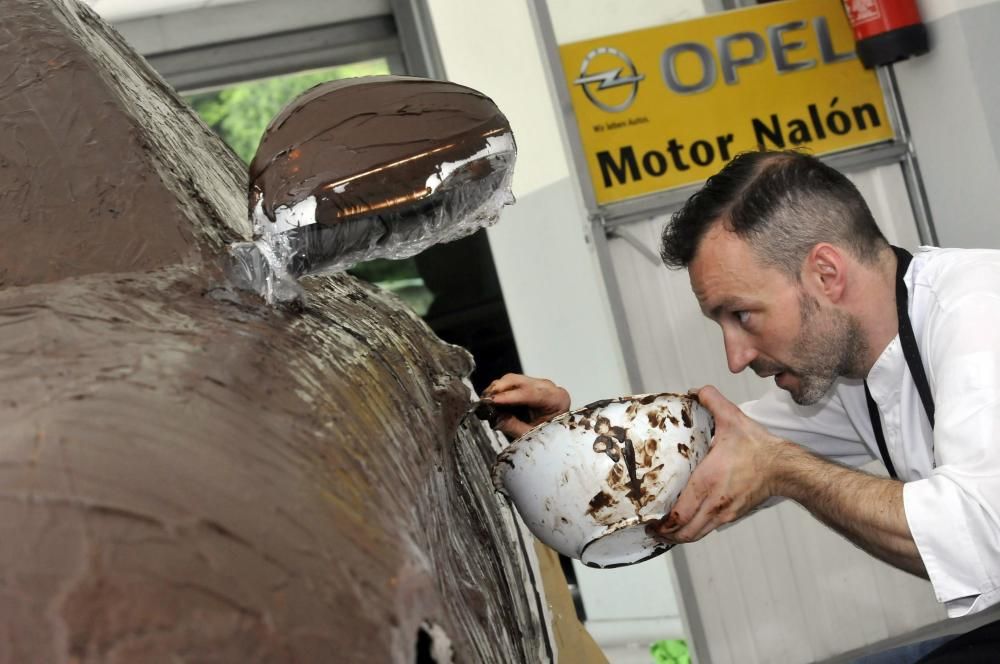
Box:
741 247 1000 618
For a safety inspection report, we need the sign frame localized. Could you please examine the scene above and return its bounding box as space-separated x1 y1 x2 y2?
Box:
530 0 934 244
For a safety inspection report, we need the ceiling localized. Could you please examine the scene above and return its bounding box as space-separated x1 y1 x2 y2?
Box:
80 0 254 22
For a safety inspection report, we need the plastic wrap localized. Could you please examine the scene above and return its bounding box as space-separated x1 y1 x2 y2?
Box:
227 76 517 304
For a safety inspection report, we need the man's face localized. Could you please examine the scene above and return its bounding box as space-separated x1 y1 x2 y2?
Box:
688 223 864 405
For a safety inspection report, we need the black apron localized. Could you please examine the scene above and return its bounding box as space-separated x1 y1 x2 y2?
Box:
863 246 935 479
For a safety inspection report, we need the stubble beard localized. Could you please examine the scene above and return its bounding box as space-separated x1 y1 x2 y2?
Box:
785 293 869 406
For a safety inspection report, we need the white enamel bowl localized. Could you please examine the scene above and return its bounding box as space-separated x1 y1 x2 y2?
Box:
492 393 713 568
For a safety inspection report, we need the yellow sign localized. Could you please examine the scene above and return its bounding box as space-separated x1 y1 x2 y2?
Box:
559 0 895 206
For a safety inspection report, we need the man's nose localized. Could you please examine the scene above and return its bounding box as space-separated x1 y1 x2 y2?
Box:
723 330 757 374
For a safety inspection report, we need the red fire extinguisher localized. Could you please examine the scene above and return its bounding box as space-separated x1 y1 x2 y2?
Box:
841 0 930 68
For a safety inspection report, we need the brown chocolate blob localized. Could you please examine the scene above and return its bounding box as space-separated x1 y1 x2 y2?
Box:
249 76 512 225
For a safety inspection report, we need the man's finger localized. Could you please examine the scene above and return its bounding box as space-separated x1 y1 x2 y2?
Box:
490 383 569 417
484 373 527 397
490 387 555 416
674 495 722 542
494 413 532 439
488 386 534 405
647 525 675 545
646 513 680 543
651 482 704 538
690 384 738 422
688 385 707 400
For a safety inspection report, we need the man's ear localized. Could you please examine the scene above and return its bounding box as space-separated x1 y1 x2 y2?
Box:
804 243 847 303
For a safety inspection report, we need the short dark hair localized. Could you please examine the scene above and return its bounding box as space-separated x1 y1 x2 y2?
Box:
659 150 888 277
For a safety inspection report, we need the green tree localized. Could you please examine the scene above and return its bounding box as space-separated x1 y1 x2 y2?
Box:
187 59 389 165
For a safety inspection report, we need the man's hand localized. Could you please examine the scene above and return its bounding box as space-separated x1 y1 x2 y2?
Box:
483 373 571 439
648 385 782 543
648 386 927 578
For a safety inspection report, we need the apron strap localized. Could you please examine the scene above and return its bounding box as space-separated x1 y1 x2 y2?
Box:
864 381 898 479
863 246 935 479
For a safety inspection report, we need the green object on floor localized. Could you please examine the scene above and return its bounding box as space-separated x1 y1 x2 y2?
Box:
650 639 690 664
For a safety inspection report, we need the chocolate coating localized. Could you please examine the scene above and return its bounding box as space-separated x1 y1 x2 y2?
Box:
0 0 550 661
248 76 512 224
0 0 249 289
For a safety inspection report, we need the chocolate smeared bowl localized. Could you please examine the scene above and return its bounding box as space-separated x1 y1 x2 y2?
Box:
229 75 516 303
493 394 713 568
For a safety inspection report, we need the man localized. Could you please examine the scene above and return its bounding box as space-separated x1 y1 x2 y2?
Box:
486 150 1000 657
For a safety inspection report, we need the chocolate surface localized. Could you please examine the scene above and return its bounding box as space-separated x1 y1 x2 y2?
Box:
0 0 249 288
0 0 551 661
0 269 546 662
249 76 511 225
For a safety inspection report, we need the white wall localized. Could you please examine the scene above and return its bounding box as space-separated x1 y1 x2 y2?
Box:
546 0 702 43
425 3 704 663
918 0 996 22
424 0 633 408
896 0 1000 249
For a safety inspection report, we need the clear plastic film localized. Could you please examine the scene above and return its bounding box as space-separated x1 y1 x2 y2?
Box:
228 131 516 304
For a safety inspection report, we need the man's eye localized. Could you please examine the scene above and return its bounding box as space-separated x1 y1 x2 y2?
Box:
735 311 750 325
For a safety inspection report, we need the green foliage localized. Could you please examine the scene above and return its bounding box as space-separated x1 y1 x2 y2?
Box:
651 639 690 664
186 59 389 165
349 257 420 284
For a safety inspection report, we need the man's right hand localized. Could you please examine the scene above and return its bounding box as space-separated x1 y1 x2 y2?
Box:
483 373 571 439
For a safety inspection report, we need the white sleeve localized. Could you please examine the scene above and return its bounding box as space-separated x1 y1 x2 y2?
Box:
904 289 1000 617
736 386 874 514
741 385 875 468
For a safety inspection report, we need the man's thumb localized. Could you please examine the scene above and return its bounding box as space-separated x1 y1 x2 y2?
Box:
691 385 729 418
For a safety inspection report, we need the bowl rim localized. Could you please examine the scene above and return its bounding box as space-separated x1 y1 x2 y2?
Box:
578 515 676 569
510 390 699 444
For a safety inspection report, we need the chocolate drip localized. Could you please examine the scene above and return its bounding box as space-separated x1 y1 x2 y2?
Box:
623 438 642 501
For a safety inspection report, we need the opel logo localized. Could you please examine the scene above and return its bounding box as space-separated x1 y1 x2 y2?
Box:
574 47 645 113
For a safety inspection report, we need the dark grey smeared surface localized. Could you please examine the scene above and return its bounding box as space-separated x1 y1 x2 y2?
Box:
0 0 549 661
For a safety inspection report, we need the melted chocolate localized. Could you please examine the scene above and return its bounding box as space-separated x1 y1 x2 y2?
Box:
587 491 616 516
681 400 693 428
249 76 512 225
0 0 248 289
622 438 643 501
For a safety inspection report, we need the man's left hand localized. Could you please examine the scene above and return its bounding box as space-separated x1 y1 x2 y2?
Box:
648 385 784 543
